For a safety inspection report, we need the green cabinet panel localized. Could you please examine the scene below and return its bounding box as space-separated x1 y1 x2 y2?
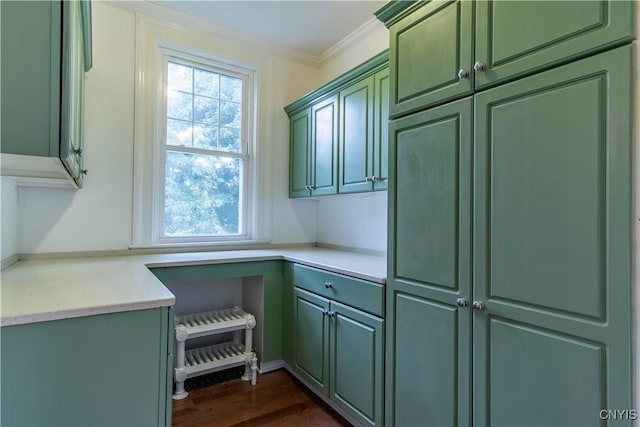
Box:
310 95 339 196
386 97 472 426
339 76 375 193
388 292 469 427
475 0 635 89
292 263 384 317
1 0 91 187
388 0 473 117
338 67 390 194
293 287 331 395
473 45 633 425
289 108 312 198
0 308 173 426
331 301 384 427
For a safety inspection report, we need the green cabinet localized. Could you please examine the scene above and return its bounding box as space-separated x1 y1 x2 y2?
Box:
0 308 173 426
1 0 92 187
385 45 633 426
288 95 338 198
338 68 390 193
378 0 634 118
285 51 389 198
386 97 473 426
289 264 384 427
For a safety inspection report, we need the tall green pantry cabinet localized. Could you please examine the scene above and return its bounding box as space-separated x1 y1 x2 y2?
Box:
376 1 636 426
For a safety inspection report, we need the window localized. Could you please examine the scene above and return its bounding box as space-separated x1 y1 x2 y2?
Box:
158 52 254 243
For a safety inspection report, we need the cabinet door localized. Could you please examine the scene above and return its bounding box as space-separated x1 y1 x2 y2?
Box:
339 76 374 194
1 1 61 157
293 287 330 395
475 0 634 90
386 97 473 426
289 108 311 198
1 308 170 426
389 0 473 118
473 46 632 426
310 95 338 196
330 301 384 427
60 0 87 182
372 67 389 191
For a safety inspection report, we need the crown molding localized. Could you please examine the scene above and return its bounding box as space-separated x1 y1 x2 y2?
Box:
318 17 388 64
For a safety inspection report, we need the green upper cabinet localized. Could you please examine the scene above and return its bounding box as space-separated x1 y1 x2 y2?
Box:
1 0 92 188
289 108 312 198
385 0 474 118
285 51 389 198
310 95 339 197
339 67 390 194
377 0 634 117
474 0 634 90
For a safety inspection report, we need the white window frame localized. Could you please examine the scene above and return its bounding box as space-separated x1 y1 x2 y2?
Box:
155 49 255 244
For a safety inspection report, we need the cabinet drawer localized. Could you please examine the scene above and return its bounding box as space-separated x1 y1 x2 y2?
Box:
292 264 384 317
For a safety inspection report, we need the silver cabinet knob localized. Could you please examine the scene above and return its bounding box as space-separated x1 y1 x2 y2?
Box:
365 176 372 182
457 69 469 79
456 298 469 308
74 147 84 157
472 301 485 311
326 311 335 318
371 176 378 182
324 282 333 289
473 61 486 72
81 169 88 176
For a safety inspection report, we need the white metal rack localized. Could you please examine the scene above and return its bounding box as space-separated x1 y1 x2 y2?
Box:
173 306 258 400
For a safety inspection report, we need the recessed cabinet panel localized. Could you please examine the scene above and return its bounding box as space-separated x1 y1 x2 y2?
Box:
389 292 468 427
475 0 634 88
339 77 374 194
390 0 473 117
293 289 330 394
482 318 605 426
289 109 311 198
311 96 338 196
393 98 472 291
331 301 383 427
482 76 606 320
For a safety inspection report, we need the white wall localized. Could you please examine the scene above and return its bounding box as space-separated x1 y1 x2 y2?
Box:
1 178 18 261
16 1 321 254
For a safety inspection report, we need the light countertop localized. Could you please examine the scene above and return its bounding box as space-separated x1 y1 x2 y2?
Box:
1 247 386 327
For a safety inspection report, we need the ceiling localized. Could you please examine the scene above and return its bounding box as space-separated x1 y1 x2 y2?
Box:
151 1 387 58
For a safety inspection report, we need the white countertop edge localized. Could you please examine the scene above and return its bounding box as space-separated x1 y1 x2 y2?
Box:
1 296 176 327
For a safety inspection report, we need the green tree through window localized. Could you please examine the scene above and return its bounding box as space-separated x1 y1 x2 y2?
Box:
163 58 249 238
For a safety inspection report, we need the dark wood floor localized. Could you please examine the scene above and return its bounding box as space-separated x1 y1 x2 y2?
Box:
172 369 352 426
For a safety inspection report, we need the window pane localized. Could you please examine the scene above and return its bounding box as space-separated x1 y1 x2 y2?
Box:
193 123 219 150
220 101 241 128
168 62 192 92
167 90 192 121
220 75 242 102
167 119 192 147
219 127 241 152
194 95 219 124
164 151 240 236
194 68 219 98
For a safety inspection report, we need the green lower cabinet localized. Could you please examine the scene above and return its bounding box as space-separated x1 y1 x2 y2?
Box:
386 45 633 426
0 308 173 426
293 287 384 427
